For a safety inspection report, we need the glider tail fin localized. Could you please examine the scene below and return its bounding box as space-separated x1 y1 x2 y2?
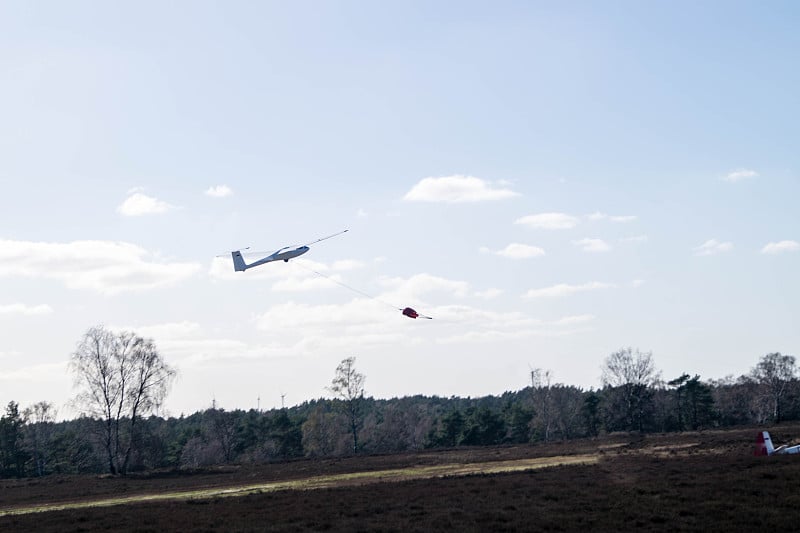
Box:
232 251 248 272
755 431 775 456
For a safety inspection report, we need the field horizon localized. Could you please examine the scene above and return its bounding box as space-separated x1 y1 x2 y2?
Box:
2 424 800 531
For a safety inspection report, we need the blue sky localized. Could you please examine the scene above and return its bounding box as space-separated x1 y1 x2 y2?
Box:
1 1 798 416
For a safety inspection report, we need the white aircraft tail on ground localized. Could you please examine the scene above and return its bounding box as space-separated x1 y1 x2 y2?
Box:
754 431 800 456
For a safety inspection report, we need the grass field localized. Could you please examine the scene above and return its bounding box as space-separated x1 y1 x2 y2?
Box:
2 425 799 531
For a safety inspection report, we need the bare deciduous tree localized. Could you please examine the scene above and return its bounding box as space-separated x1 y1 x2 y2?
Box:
602 347 661 432
23 401 57 476
751 352 797 423
530 369 584 440
602 347 659 388
70 325 176 475
529 368 553 441
206 408 238 463
329 356 366 453
549 385 585 439
301 403 341 457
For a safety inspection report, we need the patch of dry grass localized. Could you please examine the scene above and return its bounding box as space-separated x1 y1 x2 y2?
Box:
0 454 598 517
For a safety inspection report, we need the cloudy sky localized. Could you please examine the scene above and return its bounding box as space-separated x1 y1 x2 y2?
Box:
1 1 798 417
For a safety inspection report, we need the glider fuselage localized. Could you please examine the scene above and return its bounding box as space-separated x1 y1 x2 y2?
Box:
233 245 310 272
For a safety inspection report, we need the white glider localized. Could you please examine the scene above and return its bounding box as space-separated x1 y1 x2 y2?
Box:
229 230 348 272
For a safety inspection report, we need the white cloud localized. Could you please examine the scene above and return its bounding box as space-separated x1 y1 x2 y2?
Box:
272 275 342 292
331 259 365 271
437 329 534 344
0 303 53 316
480 243 546 259
0 239 201 294
232 272 450 333
694 239 733 256
515 213 579 230
250 298 423 357
403 175 519 203
524 281 616 299
761 240 800 255
621 235 649 244
209 256 361 284
210 255 369 298
474 288 503 299
587 212 637 223
225 270 598 355
210 255 252 280
550 314 595 326
267 259 364 293
357 208 368 218
117 192 177 216
167 339 258 365
292 330 410 354
211 255 303 281
722 169 759 182
114 320 266 365
631 279 645 288
219 267 595 356
248 273 472 350
379 273 470 300
205 185 233 198
435 307 595 344
255 299 386 331
0 361 68 383
573 238 611 252
120 320 203 340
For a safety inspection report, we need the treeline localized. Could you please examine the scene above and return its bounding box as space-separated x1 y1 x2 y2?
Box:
1 349 799 478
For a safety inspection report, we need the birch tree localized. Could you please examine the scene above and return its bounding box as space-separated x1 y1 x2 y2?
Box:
329 356 366 453
751 352 797 423
601 347 660 431
23 401 57 476
530 368 553 441
70 325 176 475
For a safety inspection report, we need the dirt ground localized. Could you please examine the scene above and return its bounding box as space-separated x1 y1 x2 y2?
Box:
2 425 800 532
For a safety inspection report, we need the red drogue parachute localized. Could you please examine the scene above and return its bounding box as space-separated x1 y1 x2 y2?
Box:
402 307 418 319
402 307 432 320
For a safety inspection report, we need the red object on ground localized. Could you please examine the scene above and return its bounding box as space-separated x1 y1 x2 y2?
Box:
754 432 769 456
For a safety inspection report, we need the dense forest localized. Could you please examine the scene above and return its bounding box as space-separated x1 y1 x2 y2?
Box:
0 329 798 479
